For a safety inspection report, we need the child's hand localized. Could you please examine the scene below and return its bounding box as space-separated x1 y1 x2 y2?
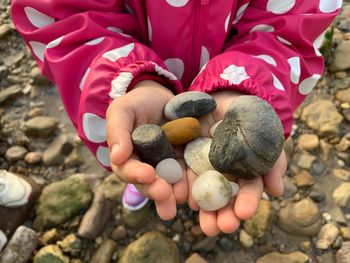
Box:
106 80 188 220
187 90 287 236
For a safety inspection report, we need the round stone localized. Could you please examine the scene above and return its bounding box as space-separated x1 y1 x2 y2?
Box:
156 158 183 184
191 170 232 211
5 146 28 162
161 117 201 145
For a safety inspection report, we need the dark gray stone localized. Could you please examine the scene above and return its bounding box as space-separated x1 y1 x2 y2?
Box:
131 124 175 166
164 91 216 120
209 96 284 179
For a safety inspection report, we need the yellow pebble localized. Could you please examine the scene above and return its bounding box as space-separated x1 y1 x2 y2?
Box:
161 117 201 145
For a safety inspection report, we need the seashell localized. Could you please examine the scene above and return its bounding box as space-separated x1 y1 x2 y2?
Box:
191 170 232 211
0 170 32 207
184 137 215 175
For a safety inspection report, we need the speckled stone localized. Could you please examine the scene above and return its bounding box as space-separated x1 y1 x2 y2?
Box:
164 91 216 120
161 117 201 145
209 96 284 179
132 124 175 166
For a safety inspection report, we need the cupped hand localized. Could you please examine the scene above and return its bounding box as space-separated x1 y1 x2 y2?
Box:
186 90 287 236
106 80 188 220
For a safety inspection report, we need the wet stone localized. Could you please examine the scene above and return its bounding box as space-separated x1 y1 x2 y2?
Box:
132 124 175 167
161 117 201 145
122 202 150 229
164 91 216 120
209 96 284 179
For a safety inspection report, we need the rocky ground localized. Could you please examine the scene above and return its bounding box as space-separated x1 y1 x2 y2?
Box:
0 1 350 263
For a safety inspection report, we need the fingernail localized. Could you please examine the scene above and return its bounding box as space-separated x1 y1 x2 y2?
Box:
111 144 119 157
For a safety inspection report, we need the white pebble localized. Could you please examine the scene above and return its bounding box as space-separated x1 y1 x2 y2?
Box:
192 170 232 211
0 229 7 251
209 120 222 137
156 158 182 184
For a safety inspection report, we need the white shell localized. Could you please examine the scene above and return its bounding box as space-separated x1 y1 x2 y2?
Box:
156 158 183 184
192 170 232 211
209 120 223 137
184 138 215 175
0 229 7 252
0 170 32 207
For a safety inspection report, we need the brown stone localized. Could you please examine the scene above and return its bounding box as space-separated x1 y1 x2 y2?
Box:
320 140 332 161
333 169 350 181
293 171 315 188
162 117 201 145
298 134 319 151
336 136 350 152
186 253 208 263
336 88 350 104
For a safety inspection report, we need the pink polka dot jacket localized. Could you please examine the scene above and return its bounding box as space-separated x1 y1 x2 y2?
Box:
11 0 342 169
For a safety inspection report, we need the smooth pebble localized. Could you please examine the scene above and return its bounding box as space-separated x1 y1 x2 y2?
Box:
156 158 183 184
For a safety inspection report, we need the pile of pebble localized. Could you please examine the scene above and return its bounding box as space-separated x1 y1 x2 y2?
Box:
131 91 285 211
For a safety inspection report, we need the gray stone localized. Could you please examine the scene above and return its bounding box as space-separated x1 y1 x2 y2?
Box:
256 251 308 263
0 85 21 105
119 231 180 263
132 124 175 166
24 116 58 138
0 226 38 263
164 91 216 120
90 239 117 263
5 146 27 162
209 96 284 179
336 242 350 263
43 134 75 165
282 176 297 199
33 245 69 263
218 237 234 252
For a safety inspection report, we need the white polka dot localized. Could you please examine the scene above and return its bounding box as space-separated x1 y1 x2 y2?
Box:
102 43 134 62
319 0 342 13
277 36 292 45
250 24 275 33
24 7 55 28
165 0 190 7
29 41 46 61
109 72 133 99
96 146 110 167
152 62 178 81
267 0 295 14
253 54 277 66
200 46 210 71
298 74 321 95
46 36 64 49
82 113 106 143
79 67 91 91
85 37 105 46
164 58 184 80
225 13 231 33
287 57 301 84
313 30 327 57
107 27 132 37
147 17 152 42
233 3 249 24
272 73 284 91
220 64 250 85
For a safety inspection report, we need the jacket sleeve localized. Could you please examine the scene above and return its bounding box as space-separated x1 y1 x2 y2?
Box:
11 0 182 169
189 0 342 138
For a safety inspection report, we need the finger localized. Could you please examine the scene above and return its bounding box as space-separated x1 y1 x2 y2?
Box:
111 155 156 184
263 150 287 197
106 100 134 166
217 200 240 234
234 176 264 220
199 209 220 237
135 177 172 202
155 194 177 220
172 159 188 204
187 168 200 211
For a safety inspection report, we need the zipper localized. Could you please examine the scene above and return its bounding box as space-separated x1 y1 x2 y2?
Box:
184 0 209 87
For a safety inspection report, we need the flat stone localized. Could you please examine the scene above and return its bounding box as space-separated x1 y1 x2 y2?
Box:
24 152 43 165
156 158 183 184
43 134 75 165
330 40 350 71
119 231 180 263
90 239 117 263
209 96 284 179
24 116 58 138
293 170 315 188
111 225 128 241
0 85 21 105
0 226 38 263
301 100 343 136
162 117 201 145
336 88 350 104
298 134 319 151
164 91 216 120
333 183 350 208
336 241 350 263
239 229 254 248
278 198 322 236
132 124 175 166
244 200 274 240
256 251 308 263
57 234 82 257
5 146 27 162
33 245 69 263
316 223 339 250
185 253 208 263
333 169 350 181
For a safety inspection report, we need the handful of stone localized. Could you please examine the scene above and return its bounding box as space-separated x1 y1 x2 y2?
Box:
131 91 284 212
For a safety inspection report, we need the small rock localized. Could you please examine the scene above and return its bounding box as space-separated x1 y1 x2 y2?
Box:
311 159 326 175
320 140 332 161
0 85 21 105
64 148 83 167
164 91 216 120
336 136 350 152
30 67 51 86
340 227 350 240
24 116 58 137
256 251 308 263
316 223 339 250
219 237 233 252
298 134 319 151
111 225 128 241
185 253 208 263
309 190 326 203
27 107 44 119
282 176 298 199
0 226 38 263
193 236 218 251
244 200 274 240
43 134 75 165
161 117 201 145
329 206 347 225
333 183 350 208
122 202 150 229
336 88 350 104
301 100 343 136
333 169 350 181
0 65 9 80
190 225 202 236
119 231 180 263
209 96 284 179
40 229 60 245
5 146 27 162
299 240 311 251
336 241 350 263
156 158 183 184
90 239 117 263
57 234 82 257
171 219 184 233
296 153 316 170
0 24 12 38
293 170 315 188
33 245 69 263
239 229 254 248
24 152 42 165
331 40 350 71
131 124 175 166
